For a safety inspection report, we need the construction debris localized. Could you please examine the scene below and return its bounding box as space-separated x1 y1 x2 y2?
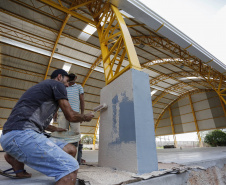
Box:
77 163 206 185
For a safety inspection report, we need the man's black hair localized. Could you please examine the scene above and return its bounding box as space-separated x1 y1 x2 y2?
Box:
50 69 70 79
68 73 77 81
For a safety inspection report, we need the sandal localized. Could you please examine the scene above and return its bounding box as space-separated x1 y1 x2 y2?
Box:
0 168 30 179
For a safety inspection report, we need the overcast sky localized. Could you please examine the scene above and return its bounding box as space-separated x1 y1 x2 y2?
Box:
139 0 226 141
139 0 226 65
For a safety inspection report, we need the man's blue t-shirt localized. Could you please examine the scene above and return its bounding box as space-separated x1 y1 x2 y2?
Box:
3 79 68 134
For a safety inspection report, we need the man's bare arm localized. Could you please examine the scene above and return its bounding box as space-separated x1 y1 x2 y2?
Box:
80 93 85 115
59 99 94 122
46 125 66 132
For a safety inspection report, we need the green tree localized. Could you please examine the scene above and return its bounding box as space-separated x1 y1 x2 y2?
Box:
204 130 226 147
81 135 94 144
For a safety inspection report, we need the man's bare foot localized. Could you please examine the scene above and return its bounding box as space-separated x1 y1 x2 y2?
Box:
81 159 86 164
4 153 31 178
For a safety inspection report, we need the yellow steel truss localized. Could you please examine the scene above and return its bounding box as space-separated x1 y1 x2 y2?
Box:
39 0 96 26
44 13 71 80
136 35 226 105
220 97 226 117
0 23 54 50
82 54 102 87
93 116 100 150
169 107 177 147
87 1 141 84
189 94 203 147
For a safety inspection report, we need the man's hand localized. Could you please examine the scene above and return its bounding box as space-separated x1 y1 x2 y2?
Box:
83 112 95 122
56 127 67 132
46 125 67 132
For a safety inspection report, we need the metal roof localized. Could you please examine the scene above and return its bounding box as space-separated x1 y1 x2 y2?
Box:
1 0 226 136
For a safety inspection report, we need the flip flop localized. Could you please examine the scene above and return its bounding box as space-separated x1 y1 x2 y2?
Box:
0 168 30 179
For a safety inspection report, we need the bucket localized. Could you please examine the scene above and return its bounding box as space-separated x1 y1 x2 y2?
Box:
51 131 81 143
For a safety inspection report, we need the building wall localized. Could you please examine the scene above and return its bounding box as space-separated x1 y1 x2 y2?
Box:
156 91 226 136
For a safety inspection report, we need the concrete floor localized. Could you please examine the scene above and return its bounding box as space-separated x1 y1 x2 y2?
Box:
157 147 226 165
1 147 226 184
83 147 226 165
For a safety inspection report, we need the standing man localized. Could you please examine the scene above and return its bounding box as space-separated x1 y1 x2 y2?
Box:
57 73 85 164
0 69 94 185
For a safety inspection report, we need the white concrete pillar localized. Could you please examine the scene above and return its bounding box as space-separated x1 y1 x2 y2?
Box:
99 69 158 174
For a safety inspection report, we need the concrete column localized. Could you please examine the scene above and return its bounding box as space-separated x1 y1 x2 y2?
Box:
99 69 158 174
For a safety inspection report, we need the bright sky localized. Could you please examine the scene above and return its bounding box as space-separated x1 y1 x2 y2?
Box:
139 0 226 64
138 0 226 141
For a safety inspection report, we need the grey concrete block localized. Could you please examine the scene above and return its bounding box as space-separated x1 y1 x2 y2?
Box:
99 69 158 174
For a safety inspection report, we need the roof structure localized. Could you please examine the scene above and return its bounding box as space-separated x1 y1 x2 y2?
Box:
1 0 226 141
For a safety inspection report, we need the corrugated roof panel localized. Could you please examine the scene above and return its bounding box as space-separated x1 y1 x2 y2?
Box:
153 104 165 109
87 36 101 47
59 46 96 63
70 65 90 75
85 79 105 89
85 101 100 109
164 79 179 84
58 37 100 56
0 87 24 99
0 119 7 128
89 71 105 81
1 0 62 30
1 44 49 66
0 99 17 109
83 86 100 96
142 68 159 77
1 70 42 84
161 64 182 72
156 82 173 89
84 96 100 105
1 77 35 91
0 109 12 119
150 65 172 74
1 58 45 80
64 25 83 39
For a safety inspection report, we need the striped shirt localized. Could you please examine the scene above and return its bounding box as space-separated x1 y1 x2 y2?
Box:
59 83 84 112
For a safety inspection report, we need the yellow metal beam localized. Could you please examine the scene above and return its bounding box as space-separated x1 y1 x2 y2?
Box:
82 54 102 87
39 0 96 25
69 0 97 11
206 59 213 64
184 44 192 50
219 97 226 117
93 116 100 150
169 107 177 148
155 23 164 32
88 2 141 84
44 13 71 80
189 94 203 147
111 5 141 70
